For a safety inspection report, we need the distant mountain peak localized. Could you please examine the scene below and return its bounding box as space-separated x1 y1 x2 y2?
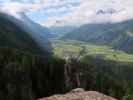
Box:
96 8 119 15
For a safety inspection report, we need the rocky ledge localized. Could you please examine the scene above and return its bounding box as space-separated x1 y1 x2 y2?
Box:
38 88 117 100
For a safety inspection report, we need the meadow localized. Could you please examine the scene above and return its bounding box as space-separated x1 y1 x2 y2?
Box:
51 39 133 63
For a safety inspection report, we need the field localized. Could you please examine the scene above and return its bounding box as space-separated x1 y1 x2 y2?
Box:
51 39 133 63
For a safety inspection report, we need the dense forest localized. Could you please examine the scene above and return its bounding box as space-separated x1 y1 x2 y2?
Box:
0 47 132 100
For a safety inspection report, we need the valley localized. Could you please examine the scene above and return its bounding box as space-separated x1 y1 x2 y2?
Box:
51 39 133 63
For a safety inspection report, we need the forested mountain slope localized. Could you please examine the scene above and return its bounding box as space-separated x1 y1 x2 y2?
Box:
0 13 50 55
62 20 133 53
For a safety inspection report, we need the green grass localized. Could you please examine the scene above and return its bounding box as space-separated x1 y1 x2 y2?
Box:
51 39 133 63
52 40 82 57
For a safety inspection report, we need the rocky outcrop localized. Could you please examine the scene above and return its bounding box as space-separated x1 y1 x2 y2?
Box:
38 88 117 100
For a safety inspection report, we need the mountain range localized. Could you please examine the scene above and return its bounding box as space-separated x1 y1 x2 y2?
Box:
0 12 51 55
62 20 133 53
8 12 52 52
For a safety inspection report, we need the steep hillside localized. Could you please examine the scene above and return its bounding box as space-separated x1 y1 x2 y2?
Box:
4 12 52 52
18 12 53 39
62 20 133 53
0 13 50 55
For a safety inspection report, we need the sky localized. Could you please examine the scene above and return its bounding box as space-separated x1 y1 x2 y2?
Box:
0 0 133 27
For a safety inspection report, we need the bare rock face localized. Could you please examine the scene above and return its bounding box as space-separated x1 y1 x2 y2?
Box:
38 88 117 100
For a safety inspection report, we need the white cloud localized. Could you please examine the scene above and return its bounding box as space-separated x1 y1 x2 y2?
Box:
1 0 133 27
43 6 68 14
0 0 80 19
42 0 133 27
0 1 45 18
0 2 41 13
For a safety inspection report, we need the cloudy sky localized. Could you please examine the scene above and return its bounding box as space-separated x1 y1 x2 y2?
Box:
0 0 133 27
